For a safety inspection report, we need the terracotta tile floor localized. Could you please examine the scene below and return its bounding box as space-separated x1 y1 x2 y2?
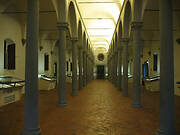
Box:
0 80 180 135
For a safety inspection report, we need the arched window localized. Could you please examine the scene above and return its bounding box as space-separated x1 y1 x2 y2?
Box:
4 39 16 70
44 53 49 71
66 61 69 72
153 53 158 71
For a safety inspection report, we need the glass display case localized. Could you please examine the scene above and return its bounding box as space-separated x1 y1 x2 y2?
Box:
144 75 160 92
176 81 180 89
38 74 56 90
128 74 133 78
66 73 72 83
0 76 25 107
145 76 160 82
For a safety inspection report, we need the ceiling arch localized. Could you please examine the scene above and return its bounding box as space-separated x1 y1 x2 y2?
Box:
123 1 132 38
78 20 83 47
68 1 78 38
76 0 125 54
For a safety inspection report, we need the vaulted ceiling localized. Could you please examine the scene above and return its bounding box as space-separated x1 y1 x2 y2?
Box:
76 0 124 52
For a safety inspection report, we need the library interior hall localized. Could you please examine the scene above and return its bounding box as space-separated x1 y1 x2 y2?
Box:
0 0 180 135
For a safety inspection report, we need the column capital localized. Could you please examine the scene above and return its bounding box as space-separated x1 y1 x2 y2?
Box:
78 46 83 50
83 49 87 53
118 46 123 51
57 22 68 30
120 38 129 43
131 21 143 30
71 37 78 42
114 50 118 53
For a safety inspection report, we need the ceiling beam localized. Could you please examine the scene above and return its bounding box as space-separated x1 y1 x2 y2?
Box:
40 29 58 31
83 17 113 20
89 35 111 36
142 40 160 42
142 29 178 31
1 10 56 14
87 28 113 29
78 2 120 4
145 9 180 12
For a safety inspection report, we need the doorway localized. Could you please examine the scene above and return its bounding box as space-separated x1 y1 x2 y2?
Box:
97 65 105 79
142 61 149 78
54 62 57 77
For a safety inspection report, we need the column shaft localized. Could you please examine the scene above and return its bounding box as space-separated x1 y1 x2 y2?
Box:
122 39 129 96
132 22 143 108
57 23 67 106
110 56 113 82
114 52 118 87
86 54 88 84
22 0 41 134
118 49 122 91
83 51 87 86
112 54 115 84
156 0 174 134
72 41 78 96
78 48 83 90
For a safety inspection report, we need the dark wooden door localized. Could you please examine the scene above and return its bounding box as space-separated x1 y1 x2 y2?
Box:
97 65 105 79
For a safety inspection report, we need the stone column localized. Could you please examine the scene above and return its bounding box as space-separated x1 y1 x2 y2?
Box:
89 59 92 81
57 22 68 106
83 51 87 87
114 51 118 87
156 0 174 134
92 61 94 80
72 39 78 96
86 54 88 84
51 51 54 75
78 48 83 90
110 56 113 82
22 0 41 134
86 56 89 83
122 38 129 96
92 60 94 80
131 21 143 108
107 57 110 80
112 54 115 84
118 47 122 91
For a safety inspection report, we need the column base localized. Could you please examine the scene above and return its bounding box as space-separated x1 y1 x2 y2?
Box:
155 129 174 135
22 128 41 135
57 103 67 107
122 93 128 97
71 92 78 96
118 88 122 91
132 103 142 109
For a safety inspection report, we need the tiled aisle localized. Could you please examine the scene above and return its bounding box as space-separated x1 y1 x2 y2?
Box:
0 80 179 135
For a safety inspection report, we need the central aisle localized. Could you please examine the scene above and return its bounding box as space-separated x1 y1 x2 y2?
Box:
0 80 159 135
41 80 157 135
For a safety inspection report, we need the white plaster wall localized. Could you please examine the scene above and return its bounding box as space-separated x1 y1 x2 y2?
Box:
141 46 160 77
174 31 180 96
38 40 53 75
0 14 25 79
0 13 54 80
141 39 180 96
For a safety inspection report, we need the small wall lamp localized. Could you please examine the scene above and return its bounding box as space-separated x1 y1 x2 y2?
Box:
176 38 180 45
21 38 26 46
